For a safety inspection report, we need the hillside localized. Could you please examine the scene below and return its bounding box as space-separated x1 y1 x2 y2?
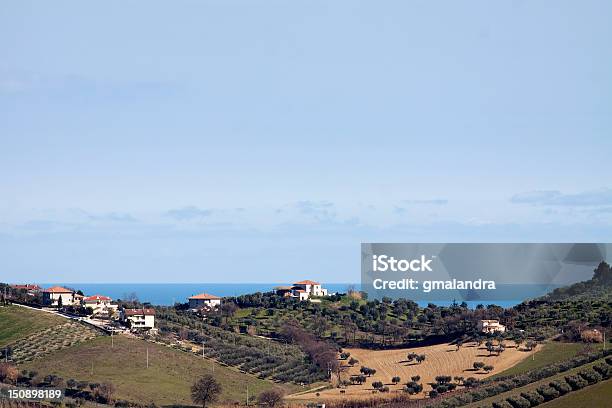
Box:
539 261 612 301
21 335 288 406
2 304 295 406
0 305 64 347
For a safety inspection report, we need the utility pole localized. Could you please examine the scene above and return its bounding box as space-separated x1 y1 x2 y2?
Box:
246 385 249 406
146 347 149 369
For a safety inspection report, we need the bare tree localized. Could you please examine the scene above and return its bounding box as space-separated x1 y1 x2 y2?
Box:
0 363 18 384
191 375 222 408
97 382 116 404
257 388 285 407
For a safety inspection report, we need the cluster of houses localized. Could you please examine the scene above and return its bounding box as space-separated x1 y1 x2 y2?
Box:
186 279 329 311
9 284 157 331
10 279 331 331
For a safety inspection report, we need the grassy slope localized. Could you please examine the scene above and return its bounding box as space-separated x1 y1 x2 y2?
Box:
492 342 594 378
539 378 612 408
22 335 289 406
0 305 63 347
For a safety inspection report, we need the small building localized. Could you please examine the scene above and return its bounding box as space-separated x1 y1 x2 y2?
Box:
477 319 506 334
274 280 328 301
42 286 78 306
121 308 155 330
293 280 328 297
10 284 42 292
9 284 42 296
188 293 222 310
83 295 118 317
293 289 310 301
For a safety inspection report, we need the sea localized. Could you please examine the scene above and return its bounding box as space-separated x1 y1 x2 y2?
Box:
39 283 522 309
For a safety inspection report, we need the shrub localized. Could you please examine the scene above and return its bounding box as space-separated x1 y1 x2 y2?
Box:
463 377 479 388
506 395 531 408
435 375 452 384
564 375 588 390
593 363 611 379
403 381 422 394
436 385 449 394
520 391 544 406
578 368 602 384
492 401 513 408
549 380 571 395
535 385 559 401
429 390 438 398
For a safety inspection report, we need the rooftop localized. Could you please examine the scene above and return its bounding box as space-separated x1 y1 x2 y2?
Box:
189 293 221 300
123 308 155 316
43 286 73 293
294 280 320 285
10 284 42 290
84 295 112 302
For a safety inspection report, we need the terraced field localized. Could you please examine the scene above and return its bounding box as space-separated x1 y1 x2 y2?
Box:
0 305 64 346
9 321 102 363
288 340 536 402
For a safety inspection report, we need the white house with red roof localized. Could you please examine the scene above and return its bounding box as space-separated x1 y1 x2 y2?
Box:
275 280 328 300
188 293 222 310
293 280 328 297
121 308 155 330
42 286 78 306
83 294 118 317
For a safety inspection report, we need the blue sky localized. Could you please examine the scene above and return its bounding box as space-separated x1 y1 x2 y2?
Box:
1 1 611 283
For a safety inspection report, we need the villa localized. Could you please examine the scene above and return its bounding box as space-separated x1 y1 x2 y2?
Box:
120 308 156 330
188 293 222 310
477 319 506 334
275 280 328 301
42 286 79 307
83 294 118 317
293 280 328 297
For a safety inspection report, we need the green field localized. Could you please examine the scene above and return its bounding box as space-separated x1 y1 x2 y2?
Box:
539 378 612 407
492 342 593 378
22 335 292 406
0 305 64 347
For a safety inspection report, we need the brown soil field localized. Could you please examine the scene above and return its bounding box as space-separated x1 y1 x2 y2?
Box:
288 340 537 402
